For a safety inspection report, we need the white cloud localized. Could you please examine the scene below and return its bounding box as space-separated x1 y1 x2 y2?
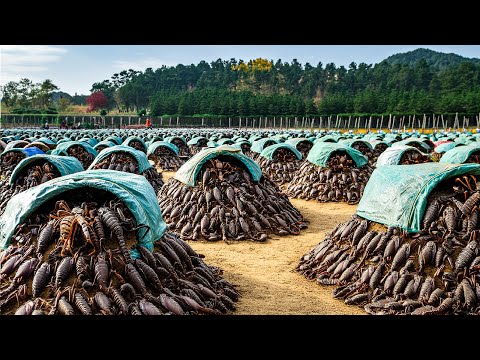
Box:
0 45 67 84
112 57 176 71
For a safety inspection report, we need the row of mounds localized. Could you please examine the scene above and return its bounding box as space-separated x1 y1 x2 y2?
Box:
297 163 480 315
286 143 373 204
0 172 239 315
158 146 308 242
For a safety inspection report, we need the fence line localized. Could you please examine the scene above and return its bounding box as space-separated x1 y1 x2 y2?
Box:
1 113 480 131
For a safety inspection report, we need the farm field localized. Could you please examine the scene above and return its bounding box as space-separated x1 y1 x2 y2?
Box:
162 171 363 314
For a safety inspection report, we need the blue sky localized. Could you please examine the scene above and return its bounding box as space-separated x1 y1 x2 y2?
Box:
1 45 480 96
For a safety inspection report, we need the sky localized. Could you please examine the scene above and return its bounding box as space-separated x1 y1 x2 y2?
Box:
1 45 480 96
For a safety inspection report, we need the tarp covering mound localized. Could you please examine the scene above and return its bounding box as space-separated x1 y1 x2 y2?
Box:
88 145 152 172
306 142 368 168
314 135 337 143
36 137 56 145
439 145 480 164
51 141 98 157
285 138 314 149
251 138 279 154
79 137 99 147
9 154 83 185
187 136 207 146
164 136 187 145
146 141 179 156
434 142 461 154
259 143 302 160
375 145 426 166
369 140 390 150
1 147 44 159
105 136 123 145
392 139 431 152
0 170 165 252
356 163 480 233
174 145 262 186
216 138 235 145
93 140 117 151
4 140 30 151
122 136 147 151
339 139 373 150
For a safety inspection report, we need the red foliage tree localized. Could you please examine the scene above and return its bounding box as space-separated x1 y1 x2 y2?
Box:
86 91 108 112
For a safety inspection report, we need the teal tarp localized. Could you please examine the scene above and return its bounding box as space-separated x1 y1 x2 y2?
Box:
369 140 390 150
187 136 208 146
9 154 84 185
392 139 431 152
94 140 117 151
339 139 373 150
147 141 179 156
259 143 302 160
216 138 235 145
122 136 147 152
251 138 279 154
0 170 165 252
439 145 480 164
285 138 313 150
314 135 337 144
164 136 187 146
36 137 56 145
356 163 480 232
174 145 263 186
434 142 463 154
306 142 369 168
106 136 123 145
88 145 152 172
51 141 98 158
4 140 29 151
376 145 427 166
79 137 99 147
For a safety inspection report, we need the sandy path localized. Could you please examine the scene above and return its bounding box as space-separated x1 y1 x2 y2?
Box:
160 171 364 315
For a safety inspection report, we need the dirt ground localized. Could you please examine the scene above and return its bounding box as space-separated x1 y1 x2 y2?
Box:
160 171 364 315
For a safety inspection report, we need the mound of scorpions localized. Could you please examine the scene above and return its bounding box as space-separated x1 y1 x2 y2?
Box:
287 152 373 204
91 151 164 193
399 149 432 165
158 156 307 242
0 195 239 315
256 147 303 186
0 161 61 216
66 145 95 169
149 147 185 172
298 175 480 315
0 151 26 178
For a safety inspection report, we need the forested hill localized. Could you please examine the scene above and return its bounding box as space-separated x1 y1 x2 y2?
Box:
88 49 480 116
382 48 480 70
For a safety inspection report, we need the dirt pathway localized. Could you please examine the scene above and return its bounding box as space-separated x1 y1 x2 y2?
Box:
160 171 364 315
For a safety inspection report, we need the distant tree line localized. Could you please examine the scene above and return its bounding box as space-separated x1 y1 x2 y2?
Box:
88 56 480 117
2 52 479 117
